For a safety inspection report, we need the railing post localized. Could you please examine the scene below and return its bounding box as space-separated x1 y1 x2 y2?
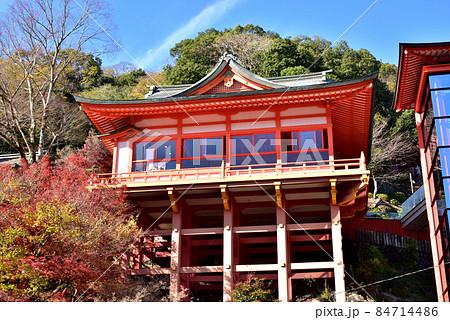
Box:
360 151 366 171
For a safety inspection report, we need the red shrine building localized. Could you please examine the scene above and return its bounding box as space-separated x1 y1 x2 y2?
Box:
393 42 450 302
76 52 376 302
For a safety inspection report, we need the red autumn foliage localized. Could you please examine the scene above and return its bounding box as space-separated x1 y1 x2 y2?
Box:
0 142 140 301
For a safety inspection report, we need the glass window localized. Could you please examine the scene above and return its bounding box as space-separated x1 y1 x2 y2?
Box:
431 89 450 117
133 140 176 172
292 132 300 151
182 137 224 168
232 134 275 155
135 142 155 161
155 140 176 160
254 133 275 153
435 118 450 146
202 137 223 156
232 135 253 154
183 139 200 158
300 131 315 149
430 74 450 90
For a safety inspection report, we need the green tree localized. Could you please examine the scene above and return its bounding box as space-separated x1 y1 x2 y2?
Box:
165 28 223 84
263 38 301 77
232 275 276 302
280 66 310 76
0 0 114 163
333 48 380 80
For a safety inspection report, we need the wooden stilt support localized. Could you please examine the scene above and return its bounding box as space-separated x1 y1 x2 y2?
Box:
275 182 291 302
223 185 234 302
330 201 345 302
170 205 182 300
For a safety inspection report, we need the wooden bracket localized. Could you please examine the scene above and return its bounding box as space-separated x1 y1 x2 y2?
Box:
330 179 337 205
167 187 179 213
274 181 283 207
362 174 369 185
220 184 230 211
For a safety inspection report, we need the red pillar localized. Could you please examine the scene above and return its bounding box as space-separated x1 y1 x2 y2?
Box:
170 207 183 300
276 203 291 301
223 196 234 302
330 201 345 302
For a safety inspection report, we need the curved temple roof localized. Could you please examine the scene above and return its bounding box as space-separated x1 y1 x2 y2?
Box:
75 54 377 160
393 42 450 112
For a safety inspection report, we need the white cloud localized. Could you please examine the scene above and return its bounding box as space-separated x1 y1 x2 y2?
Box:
139 0 240 70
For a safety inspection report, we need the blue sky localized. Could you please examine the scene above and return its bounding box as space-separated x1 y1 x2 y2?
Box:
1 0 450 71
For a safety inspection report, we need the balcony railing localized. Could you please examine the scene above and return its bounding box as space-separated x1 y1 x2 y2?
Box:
402 185 425 216
92 154 367 186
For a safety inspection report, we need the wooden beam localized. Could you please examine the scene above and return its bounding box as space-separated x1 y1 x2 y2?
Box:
286 222 331 231
331 202 345 302
290 234 331 242
238 273 278 281
191 239 223 246
234 225 277 233
129 268 171 275
290 261 335 270
181 227 224 236
292 244 332 252
235 264 278 272
291 271 334 280
180 266 224 273
190 275 223 282
167 187 179 213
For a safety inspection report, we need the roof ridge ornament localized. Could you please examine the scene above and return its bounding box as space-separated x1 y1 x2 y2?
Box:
222 45 239 62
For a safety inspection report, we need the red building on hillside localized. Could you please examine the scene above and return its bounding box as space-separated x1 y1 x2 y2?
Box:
76 52 376 301
393 42 450 302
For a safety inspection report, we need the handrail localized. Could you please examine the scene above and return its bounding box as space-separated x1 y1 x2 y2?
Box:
401 185 425 215
93 154 367 186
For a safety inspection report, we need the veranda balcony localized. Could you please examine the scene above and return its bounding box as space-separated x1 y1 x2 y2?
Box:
93 153 368 188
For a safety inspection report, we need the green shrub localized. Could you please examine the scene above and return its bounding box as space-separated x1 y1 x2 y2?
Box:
395 192 407 203
376 194 390 202
390 199 400 204
402 239 418 270
232 275 277 302
356 246 393 284
368 192 373 199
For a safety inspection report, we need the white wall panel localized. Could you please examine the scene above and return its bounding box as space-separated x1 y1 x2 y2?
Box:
135 117 177 127
280 106 325 117
182 123 226 134
280 116 327 127
231 120 276 130
117 141 130 173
